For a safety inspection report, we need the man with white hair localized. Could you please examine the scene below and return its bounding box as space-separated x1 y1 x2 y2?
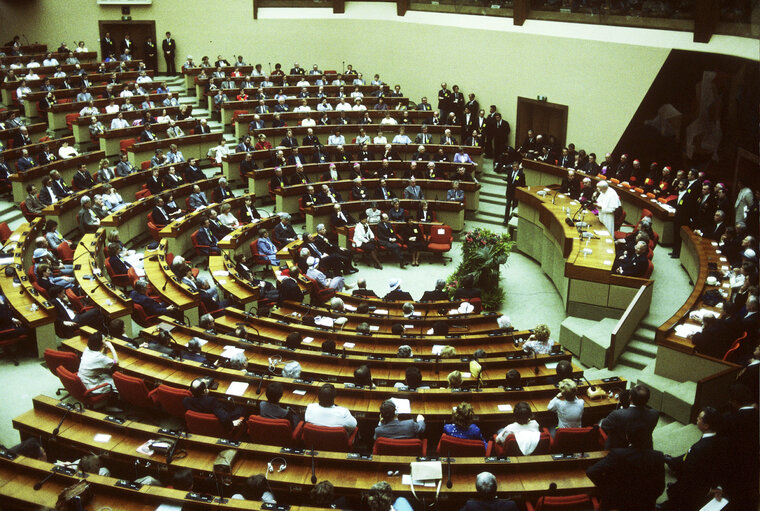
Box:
77 196 100 234
615 240 649 277
273 213 298 246
595 180 621 235
420 279 448 301
460 472 518 511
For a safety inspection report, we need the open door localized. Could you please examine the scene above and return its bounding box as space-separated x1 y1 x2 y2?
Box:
98 20 156 70
516 97 568 149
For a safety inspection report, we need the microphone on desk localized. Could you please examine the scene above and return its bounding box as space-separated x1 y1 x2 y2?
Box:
342 346 346 359
51 402 80 438
310 446 317 484
162 277 170 292
255 374 264 395
446 450 452 489
551 188 560 205
33 471 56 491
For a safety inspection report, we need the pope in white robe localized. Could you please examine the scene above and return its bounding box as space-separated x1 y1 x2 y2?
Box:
595 181 620 235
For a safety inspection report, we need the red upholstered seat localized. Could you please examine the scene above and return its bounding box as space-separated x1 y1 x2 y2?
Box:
436 434 492 457
550 427 603 454
300 423 358 453
56 366 113 408
113 371 155 409
149 384 192 418
246 415 304 447
373 437 427 456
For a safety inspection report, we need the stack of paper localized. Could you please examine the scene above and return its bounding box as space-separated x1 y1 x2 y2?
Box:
226 381 249 396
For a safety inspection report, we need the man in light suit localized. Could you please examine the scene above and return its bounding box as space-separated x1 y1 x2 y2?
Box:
403 177 423 200
600 384 659 449
188 184 209 210
115 153 137 176
195 217 220 256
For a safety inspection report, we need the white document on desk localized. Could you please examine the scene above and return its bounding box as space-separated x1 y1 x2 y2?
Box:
389 397 411 414
226 381 249 396
699 498 728 511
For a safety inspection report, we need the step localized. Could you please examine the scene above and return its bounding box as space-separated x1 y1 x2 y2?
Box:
662 381 697 424
635 364 674 412
617 351 652 371
560 316 599 357
580 318 617 369
626 339 658 358
630 327 657 344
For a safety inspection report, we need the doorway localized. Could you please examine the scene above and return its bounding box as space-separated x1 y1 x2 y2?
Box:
515 97 569 150
98 20 157 70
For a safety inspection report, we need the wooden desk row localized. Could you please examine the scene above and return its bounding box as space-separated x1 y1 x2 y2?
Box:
95 118 199 158
24 71 158 119
274 178 479 214
47 91 173 131
126 132 223 169
0 121 47 145
0 219 57 356
132 320 589 388
0 50 97 66
219 97 409 129
71 104 193 148
0 452 284 511
14 395 605 502
2 134 75 166
61 331 619 426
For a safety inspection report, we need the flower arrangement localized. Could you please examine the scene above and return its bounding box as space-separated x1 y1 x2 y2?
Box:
446 227 514 310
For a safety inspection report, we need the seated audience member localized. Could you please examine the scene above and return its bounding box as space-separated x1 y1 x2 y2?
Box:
521 324 555 354
600 384 659 449
130 279 182 320
453 274 482 300
305 383 357 431
447 370 463 389
374 399 425 440
447 180 465 202
49 285 105 338
351 278 378 298
310 481 347 510
260 381 301 427
36 263 75 291
552 359 574 384
78 332 118 395
504 369 523 389
460 472 519 511
184 377 247 428
353 364 375 388
231 474 277 504
195 216 221 256
366 481 414 511
394 366 428 391
560 169 581 199
614 240 649 277
384 278 413 301
586 423 665 511
420 279 449 301
548 379 584 429
443 402 486 447
376 213 406 268
273 213 298 246
397 345 413 358
353 214 384 269
9 438 47 461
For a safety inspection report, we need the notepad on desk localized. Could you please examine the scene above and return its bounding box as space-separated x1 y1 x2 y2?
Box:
292 389 307 396
545 362 558 369
212 270 229 276
497 404 513 412
226 381 249 396
389 397 411 414
402 474 437 487
373 309 388 315
302 336 314 344
94 433 112 443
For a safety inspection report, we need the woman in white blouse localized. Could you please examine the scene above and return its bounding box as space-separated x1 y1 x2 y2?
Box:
218 203 240 230
522 324 555 354
353 215 382 269
495 401 542 455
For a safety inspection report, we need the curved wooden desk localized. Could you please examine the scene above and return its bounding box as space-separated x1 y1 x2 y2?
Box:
127 132 223 168
9 149 103 203
514 186 651 320
520 159 675 246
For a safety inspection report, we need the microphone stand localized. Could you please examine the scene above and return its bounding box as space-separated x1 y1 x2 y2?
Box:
310 446 317 484
445 450 452 489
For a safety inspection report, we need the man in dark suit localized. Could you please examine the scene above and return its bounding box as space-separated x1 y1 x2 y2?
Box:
492 113 510 157
601 384 659 449
586 423 665 511
383 278 413 301
701 210 727 241
483 105 498 158
559 169 581 199
161 31 176 75
269 167 287 195
139 123 156 142
318 184 342 204
151 196 171 226
459 473 518 511
437 83 452 121
16 149 35 172
72 164 95 190
101 32 115 59
48 285 105 338
184 378 246 429
13 127 32 148
330 204 355 229
195 217 221 256
302 233 355 275
120 34 134 54
351 278 378 298
272 213 298 246
614 241 649 277
207 210 231 238
289 63 305 75
278 267 304 304
420 279 449 301
280 129 298 149
314 224 355 271
194 119 212 134
301 185 319 208
661 406 728 511
669 178 695 258
376 213 406 268
374 179 395 201
720 383 759 510
504 161 525 224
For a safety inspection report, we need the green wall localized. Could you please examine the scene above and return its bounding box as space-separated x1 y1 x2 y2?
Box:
0 0 739 153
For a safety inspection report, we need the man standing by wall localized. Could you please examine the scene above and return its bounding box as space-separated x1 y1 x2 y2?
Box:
162 31 176 75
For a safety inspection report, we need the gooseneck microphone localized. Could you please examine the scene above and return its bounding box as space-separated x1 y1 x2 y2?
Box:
446 451 452 489
255 375 264 395
310 447 317 484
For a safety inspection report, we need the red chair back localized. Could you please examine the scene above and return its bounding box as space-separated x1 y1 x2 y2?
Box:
113 372 155 408
428 225 453 246
643 260 654 279
373 437 427 456
64 113 80 131
135 189 152 200
246 415 303 447
301 423 356 452
132 302 160 328
723 331 748 362
0 222 11 243
437 434 490 457
141 161 151 171
120 138 136 153
551 427 602 454
19 201 40 221
56 242 75 264
185 410 230 437
149 384 192 418
55 366 112 407
44 349 79 376
104 258 130 287
527 494 600 511
32 280 49 299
